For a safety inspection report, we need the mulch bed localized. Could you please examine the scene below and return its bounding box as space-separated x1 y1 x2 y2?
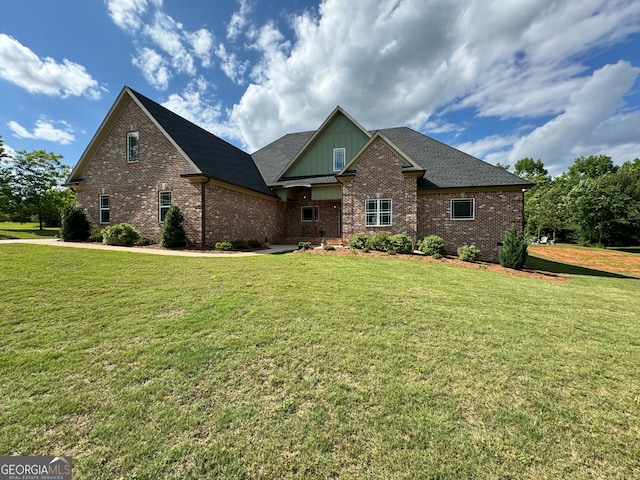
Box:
299 247 567 281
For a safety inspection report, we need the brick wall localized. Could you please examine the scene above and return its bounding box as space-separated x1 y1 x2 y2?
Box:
203 182 279 245
75 97 202 243
284 193 341 239
417 189 524 262
341 138 417 242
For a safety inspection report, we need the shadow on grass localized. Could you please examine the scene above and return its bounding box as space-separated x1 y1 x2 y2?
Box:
0 228 59 240
526 254 637 280
608 247 640 254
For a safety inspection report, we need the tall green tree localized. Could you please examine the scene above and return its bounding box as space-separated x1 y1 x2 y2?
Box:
5 150 70 230
0 136 13 221
514 157 549 182
566 155 617 181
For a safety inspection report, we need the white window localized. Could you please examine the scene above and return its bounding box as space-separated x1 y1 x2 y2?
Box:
366 199 392 226
451 198 475 220
99 195 110 224
159 191 172 222
333 148 346 171
301 205 320 222
127 132 139 163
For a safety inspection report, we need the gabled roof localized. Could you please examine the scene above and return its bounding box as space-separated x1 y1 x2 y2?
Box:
340 130 425 175
378 127 532 189
274 106 372 181
252 115 533 190
67 86 274 197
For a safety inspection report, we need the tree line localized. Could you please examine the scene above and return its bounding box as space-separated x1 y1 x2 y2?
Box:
0 135 73 229
508 155 640 246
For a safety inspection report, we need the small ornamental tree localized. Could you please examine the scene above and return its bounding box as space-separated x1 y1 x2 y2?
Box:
498 225 528 269
60 204 91 242
161 204 186 248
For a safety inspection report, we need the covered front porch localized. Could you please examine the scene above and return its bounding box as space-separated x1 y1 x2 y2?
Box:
278 185 343 244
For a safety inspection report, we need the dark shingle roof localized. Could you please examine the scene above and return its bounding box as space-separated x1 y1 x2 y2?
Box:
251 123 532 190
251 131 315 186
129 88 274 197
378 127 532 189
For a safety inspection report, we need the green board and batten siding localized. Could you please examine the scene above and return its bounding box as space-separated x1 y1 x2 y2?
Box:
283 112 370 178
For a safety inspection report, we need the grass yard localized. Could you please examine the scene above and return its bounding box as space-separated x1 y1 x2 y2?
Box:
0 222 59 240
1 244 639 479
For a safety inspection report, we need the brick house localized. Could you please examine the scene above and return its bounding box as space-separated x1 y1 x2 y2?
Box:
66 86 532 261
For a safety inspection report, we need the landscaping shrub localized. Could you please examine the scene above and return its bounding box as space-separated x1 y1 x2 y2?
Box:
161 204 186 248
214 241 232 251
298 241 311 250
135 235 154 246
499 225 528 270
388 233 414 254
419 235 445 258
60 204 90 242
231 239 249 250
323 244 335 251
348 232 369 249
248 239 262 248
457 244 481 262
89 230 103 243
366 232 389 252
102 223 143 247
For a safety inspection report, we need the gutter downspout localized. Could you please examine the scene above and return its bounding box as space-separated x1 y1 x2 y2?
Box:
201 179 210 247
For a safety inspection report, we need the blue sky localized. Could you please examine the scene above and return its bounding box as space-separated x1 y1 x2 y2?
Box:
1 0 639 176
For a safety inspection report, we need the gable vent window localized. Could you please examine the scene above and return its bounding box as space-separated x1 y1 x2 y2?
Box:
127 132 139 163
451 198 475 220
333 148 346 172
159 191 172 222
99 195 110 224
366 198 392 227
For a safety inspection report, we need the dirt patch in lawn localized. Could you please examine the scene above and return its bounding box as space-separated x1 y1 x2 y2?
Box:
528 245 640 278
300 247 567 281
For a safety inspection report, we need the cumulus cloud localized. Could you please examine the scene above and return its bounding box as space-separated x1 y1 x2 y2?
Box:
109 0 214 88
0 34 104 99
132 47 172 89
8 118 75 145
225 0 640 161
106 0 160 32
508 61 640 174
227 0 252 40
161 78 234 138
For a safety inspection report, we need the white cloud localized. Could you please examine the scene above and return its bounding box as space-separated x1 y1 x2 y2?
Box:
161 79 233 138
143 12 195 75
8 118 75 145
214 43 249 84
132 47 172 89
508 61 640 175
0 34 104 99
227 0 252 40
188 29 214 67
226 0 640 154
106 0 159 32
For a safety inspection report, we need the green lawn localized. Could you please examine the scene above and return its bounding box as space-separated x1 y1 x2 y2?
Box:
0 222 59 240
1 245 639 479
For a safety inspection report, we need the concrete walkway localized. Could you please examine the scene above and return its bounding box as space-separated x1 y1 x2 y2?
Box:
0 238 299 257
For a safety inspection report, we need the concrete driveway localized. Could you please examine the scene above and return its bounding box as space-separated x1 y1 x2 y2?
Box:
0 238 299 257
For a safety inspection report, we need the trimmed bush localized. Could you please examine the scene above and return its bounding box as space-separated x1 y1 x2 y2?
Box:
60 205 91 242
388 233 414 254
499 225 528 270
418 235 446 258
323 244 335 251
89 230 104 243
298 241 311 250
348 233 369 249
457 244 481 262
366 232 389 252
161 204 186 248
102 223 143 247
248 239 262 248
232 239 249 250
215 241 233 251
135 235 155 246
